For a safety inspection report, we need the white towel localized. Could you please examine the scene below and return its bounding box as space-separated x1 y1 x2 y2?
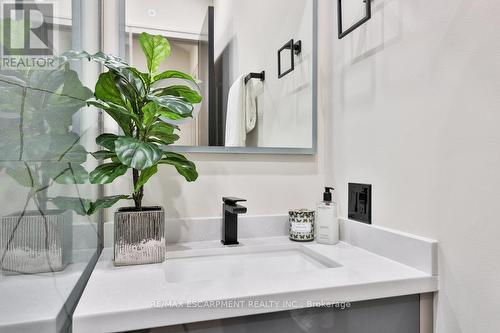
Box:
225 74 259 147
245 78 258 133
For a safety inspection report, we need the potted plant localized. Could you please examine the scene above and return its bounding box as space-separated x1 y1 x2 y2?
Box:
59 33 201 266
0 66 92 273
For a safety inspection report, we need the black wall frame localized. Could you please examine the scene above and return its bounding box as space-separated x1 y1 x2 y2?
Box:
337 0 372 39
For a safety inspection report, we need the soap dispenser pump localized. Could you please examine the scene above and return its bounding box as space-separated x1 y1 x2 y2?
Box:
316 187 339 245
323 187 333 203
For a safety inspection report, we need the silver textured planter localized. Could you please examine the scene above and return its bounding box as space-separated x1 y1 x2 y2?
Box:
114 206 165 266
0 210 72 274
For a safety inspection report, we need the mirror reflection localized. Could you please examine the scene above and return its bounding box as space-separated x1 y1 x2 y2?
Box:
0 1 101 331
124 0 315 150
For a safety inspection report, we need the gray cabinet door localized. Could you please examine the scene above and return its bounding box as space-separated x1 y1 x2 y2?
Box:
134 294 420 333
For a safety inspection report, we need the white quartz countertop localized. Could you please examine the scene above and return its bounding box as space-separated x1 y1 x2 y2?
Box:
0 249 97 333
0 262 86 333
73 221 438 333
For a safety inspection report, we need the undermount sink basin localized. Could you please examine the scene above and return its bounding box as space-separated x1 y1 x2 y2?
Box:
163 243 341 283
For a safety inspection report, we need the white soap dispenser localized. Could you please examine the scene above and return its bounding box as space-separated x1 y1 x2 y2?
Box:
316 187 339 245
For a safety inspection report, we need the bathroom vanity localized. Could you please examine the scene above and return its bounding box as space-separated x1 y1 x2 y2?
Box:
72 217 437 333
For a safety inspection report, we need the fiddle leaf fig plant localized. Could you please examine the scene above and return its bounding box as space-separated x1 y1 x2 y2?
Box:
0 66 93 214
58 32 201 213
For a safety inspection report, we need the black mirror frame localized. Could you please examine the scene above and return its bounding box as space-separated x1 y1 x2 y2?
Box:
337 0 372 39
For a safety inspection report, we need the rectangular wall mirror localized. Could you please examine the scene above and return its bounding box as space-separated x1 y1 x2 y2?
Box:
121 0 317 154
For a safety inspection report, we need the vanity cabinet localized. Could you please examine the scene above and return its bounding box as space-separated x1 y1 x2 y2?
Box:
131 295 420 333
73 220 436 333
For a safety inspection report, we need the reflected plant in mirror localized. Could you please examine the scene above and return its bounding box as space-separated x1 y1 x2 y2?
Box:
0 64 93 273
0 1 106 330
61 32 202 266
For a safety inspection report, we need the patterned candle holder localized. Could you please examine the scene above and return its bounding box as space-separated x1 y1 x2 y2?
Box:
289 209 315 242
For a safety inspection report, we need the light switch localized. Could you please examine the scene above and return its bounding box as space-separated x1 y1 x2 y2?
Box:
348 183 372 224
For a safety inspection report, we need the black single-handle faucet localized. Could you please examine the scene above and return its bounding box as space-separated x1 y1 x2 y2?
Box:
221 197 247 245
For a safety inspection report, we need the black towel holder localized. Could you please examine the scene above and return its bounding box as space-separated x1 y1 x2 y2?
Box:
278 39 302 79
337 0 372 39
244 71 265 85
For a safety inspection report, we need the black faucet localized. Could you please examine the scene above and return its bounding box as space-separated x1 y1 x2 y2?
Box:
221 197 247 245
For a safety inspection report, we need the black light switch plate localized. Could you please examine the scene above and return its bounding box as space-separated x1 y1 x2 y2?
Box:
348 183 372 224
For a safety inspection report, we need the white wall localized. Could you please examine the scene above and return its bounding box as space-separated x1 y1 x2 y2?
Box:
126 0 213 39
326 0 500 332
213 0 313 148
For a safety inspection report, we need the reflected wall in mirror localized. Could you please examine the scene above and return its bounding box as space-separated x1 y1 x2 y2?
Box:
123 0 316 153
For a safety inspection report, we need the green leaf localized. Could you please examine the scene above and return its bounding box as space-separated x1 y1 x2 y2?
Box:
5 163 37 188
117 67 147 99
95 71 126 108
91 150 116 160
12 135 51 161
142 102 159 127
94 70 142 115
54 165 88 184
114 137 162 171
148 135 179 146
134 165 158 192
139 32 171 74
148 121 179 145
154 85 202 104
51 197 93 216
0 130 48 162
58 144 88 163
58 69 93 102
44 163 89 184
150 121 178 134
61 51 147 98
89 163 128 184
89 52 129 71
51 195 130 216
58 50 91 64
153 70 197 84
96 133 120 151
130 68 151 87
147 94 194 119
88 100 135 135
87 195 130 215
159 152 198 182
45 133 87 162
